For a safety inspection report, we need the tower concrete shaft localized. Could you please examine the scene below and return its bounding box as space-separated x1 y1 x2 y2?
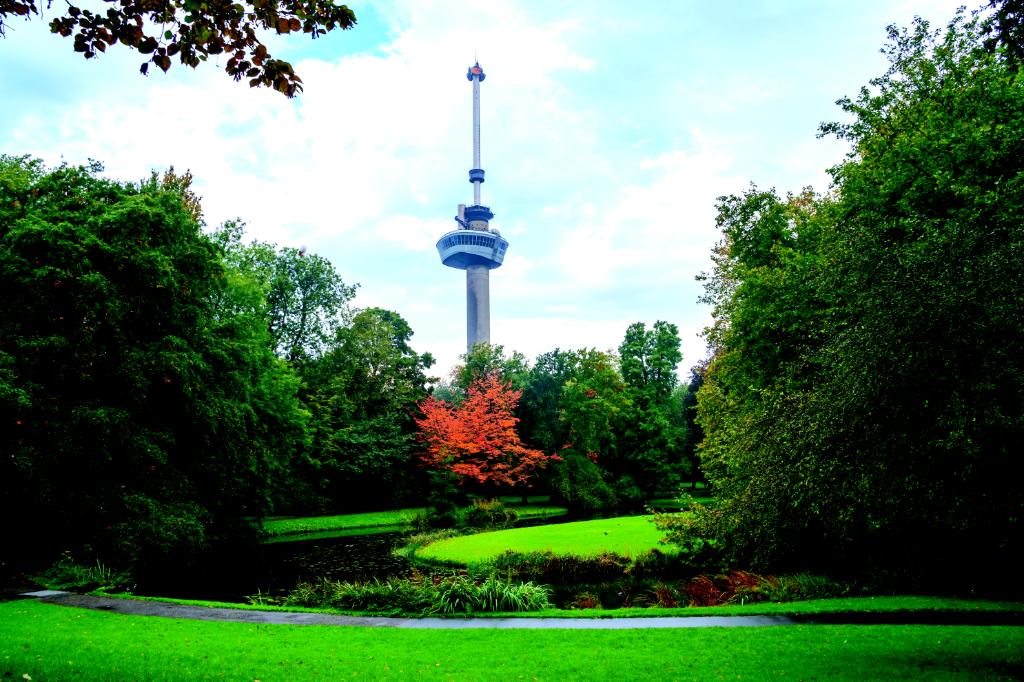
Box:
466 265 490 348
436 61 507 352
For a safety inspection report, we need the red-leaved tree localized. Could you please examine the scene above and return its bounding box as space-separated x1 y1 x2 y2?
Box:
416 373 552 491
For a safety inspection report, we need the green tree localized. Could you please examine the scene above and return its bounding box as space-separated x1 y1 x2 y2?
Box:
451 343 529 395
682 8 1024 586
0 0 356 96
0 157 306 583
212 223 357 362
550 348 626 515
297 307 435 511
616 321 686 499
518 348 576 452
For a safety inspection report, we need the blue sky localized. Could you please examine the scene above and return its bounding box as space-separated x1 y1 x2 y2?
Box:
0 0 967 379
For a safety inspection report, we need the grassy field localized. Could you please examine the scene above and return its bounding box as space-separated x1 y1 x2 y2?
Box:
416 515 670 564
264 504 568 538
263 509 427 536
2 600 1022 680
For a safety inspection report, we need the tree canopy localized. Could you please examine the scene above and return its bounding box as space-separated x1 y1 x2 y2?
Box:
672 8 1024 587
0 156 307 583
0 0 356 96
416 373 551 494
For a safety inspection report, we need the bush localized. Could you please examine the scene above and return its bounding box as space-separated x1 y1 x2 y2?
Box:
490 548 688 585
491 550 629 584
549 451 617 516
650 493 724 568
410 499 518 531
33 553 130 593
568 591 602 609
285 574 550 614
393 529 462 561
462 499 518 529
682 570 849 606
111 494 210 585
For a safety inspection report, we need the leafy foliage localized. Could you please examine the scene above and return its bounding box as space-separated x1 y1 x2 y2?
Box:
212 222 357 363
615 321 687 496
285 573 551 614
451 343 530 396
296 307 434 511
416 373 553 493
684 8 1024 587
461 499 518 529
0 157 306 582
0 0 356 96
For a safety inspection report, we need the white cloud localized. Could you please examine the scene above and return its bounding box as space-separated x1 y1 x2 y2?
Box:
0 0 972 381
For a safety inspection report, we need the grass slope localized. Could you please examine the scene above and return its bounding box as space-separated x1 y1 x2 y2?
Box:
2 600 1022 680
264 504 569 539
417 515 670 564
263 509 427 536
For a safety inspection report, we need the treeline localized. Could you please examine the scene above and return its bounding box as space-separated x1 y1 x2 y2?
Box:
0 156 699 585
439 325 701 515
665 9 1024 589
0 159 434 583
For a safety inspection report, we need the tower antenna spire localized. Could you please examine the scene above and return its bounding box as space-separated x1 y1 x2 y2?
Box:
436 60 509 351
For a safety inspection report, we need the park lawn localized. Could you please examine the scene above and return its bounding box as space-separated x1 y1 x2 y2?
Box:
264 504 569 538
417 515 670 564
506 505 568 520
263 508 427 536
2 600 1022 681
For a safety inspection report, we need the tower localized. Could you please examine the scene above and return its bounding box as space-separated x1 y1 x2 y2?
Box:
436 61 509 352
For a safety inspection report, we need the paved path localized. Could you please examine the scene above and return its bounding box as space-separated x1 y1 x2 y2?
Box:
21 591 797 628
20 591 1024 629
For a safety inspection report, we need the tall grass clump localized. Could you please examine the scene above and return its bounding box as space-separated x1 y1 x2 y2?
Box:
393 529 463 561
33 554 131 593
285 574 550 615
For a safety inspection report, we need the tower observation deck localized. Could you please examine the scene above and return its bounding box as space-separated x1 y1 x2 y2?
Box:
436 61 509 351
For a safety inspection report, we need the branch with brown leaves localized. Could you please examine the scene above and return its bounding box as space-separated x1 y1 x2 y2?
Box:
1 0 355 97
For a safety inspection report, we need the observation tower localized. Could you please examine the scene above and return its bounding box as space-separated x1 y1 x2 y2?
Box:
436 61 509 351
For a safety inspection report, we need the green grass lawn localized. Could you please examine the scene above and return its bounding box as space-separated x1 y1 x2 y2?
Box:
263 508 427 536
506 505 568 520
2 600 1022 680
264 504 568 538
417 515 670 564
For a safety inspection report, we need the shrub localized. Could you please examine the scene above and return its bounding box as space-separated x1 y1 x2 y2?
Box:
568 591 602 609
491 550 631 584
650 493 724 568
651 582 679 608
462 499 518 530
394 529 462 561
759 573 849 602
285 574 550 614
627 549 680 580
682 570 849 606
549 451 617 516
33 554 130 593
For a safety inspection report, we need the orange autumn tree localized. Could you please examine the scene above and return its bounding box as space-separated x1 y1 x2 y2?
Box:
416 373 552 492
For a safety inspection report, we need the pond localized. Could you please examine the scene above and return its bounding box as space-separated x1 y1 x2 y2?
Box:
138 513 572 604
142 530 414 604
